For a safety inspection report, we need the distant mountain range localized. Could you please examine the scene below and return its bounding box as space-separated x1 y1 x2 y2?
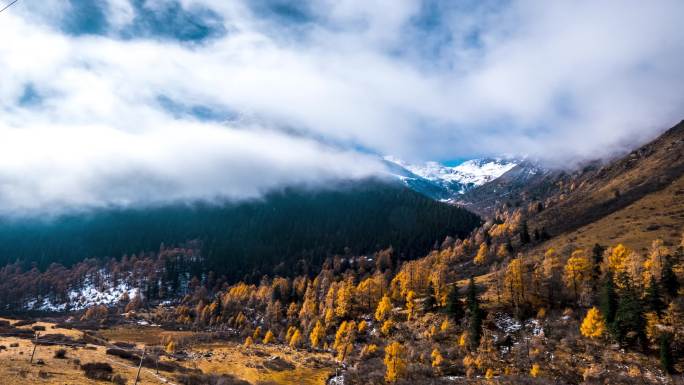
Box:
383 156 518 201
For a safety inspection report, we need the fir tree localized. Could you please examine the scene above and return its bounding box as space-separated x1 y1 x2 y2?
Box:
600 272 618 325
520 220 531 245
661 259 679 299
660 334 673 374
611 274 645 346
644 276 665 315
423 281 437 312
591 243 605 298
466 277 483 349
444 284 464 322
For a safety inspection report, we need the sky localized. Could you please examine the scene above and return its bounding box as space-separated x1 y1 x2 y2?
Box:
0 0 683 214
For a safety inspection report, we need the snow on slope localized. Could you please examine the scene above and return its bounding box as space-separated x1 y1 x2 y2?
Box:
27 275 139 312
384 156 517 197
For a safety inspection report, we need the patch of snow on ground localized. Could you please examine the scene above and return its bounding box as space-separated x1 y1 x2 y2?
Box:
30 278 139 312
494 312 522 333
328 374 344 385
525 319 544 336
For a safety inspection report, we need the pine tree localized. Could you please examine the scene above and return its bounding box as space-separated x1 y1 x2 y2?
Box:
520 220 531 245
600 271 618 325
644 276 665 315
660 334 673 373
612 274 645 346
591 243 605 298
466 277 483 349
445 284 464 322
423 281 437 312
661 259 679 299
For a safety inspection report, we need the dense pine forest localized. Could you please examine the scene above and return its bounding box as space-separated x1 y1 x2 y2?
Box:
0 179 480 281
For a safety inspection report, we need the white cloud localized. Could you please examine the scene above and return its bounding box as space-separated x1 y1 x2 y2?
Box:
0 0 682 212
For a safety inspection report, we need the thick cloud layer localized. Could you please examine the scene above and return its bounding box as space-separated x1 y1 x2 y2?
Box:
0 0 682 213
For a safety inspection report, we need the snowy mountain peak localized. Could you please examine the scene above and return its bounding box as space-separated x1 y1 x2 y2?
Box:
383 156 518 200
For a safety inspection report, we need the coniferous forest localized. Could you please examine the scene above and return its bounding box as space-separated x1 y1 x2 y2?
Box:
0 179 480 281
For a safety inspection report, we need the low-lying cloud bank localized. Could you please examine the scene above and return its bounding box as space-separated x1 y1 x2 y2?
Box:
0 0 682 213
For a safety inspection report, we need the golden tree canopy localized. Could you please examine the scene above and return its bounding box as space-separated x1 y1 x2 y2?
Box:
375 295 392 321
580 307 606 339
474 242 488 265
384 341 407 383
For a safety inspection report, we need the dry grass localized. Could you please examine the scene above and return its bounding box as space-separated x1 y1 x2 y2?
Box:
0 323 170 384
0 319 336 385
192 342 334 385
536 173 684 254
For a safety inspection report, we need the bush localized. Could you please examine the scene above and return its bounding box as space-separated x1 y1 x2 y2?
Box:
54 348 67 359
175 373 251 385
32 325 46 331
112 374 127 385
81 362 113 381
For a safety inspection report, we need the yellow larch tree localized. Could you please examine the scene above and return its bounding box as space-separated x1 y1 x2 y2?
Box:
580 307 606 338
243 336 253 347
375 295 392 321
335 282 353 319
530 364 541 377
381 319 394 336
644 239 669 285
309 320 325 348
165 340 176 354
357 320 367 334
298 286 318 322
431 348 444 369
406 290 417 320
263 330 274 344
504 256 526 306
606 243 630 276
541 247 563 304
644 312 661 344
333 321 356 362
564 249 592 303
384 341 407 383
289 328 303 349
496 243 509 259
474 242 488 265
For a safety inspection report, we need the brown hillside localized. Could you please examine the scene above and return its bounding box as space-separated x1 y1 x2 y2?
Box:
461 120 684 241
534 172 684 254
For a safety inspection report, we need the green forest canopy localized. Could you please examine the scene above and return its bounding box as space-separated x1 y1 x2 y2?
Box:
0 179 481 281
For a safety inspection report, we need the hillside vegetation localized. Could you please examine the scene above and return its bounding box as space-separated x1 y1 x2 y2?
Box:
1 122 684 385
0 179 480 281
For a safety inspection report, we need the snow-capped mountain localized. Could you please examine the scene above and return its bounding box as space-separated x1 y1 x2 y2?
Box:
384 156 518 201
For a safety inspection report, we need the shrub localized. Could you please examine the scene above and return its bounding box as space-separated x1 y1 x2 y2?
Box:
112 374 128 385
54 348 67 359
81 362 113 381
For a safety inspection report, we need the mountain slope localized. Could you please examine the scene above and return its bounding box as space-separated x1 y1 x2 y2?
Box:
0 179 481 281
461 120 684 243
384 156 517 200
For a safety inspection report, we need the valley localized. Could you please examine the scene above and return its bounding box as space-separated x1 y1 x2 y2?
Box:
0 121 682 384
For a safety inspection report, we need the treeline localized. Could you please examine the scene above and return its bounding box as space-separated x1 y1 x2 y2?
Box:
0 179 480 281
